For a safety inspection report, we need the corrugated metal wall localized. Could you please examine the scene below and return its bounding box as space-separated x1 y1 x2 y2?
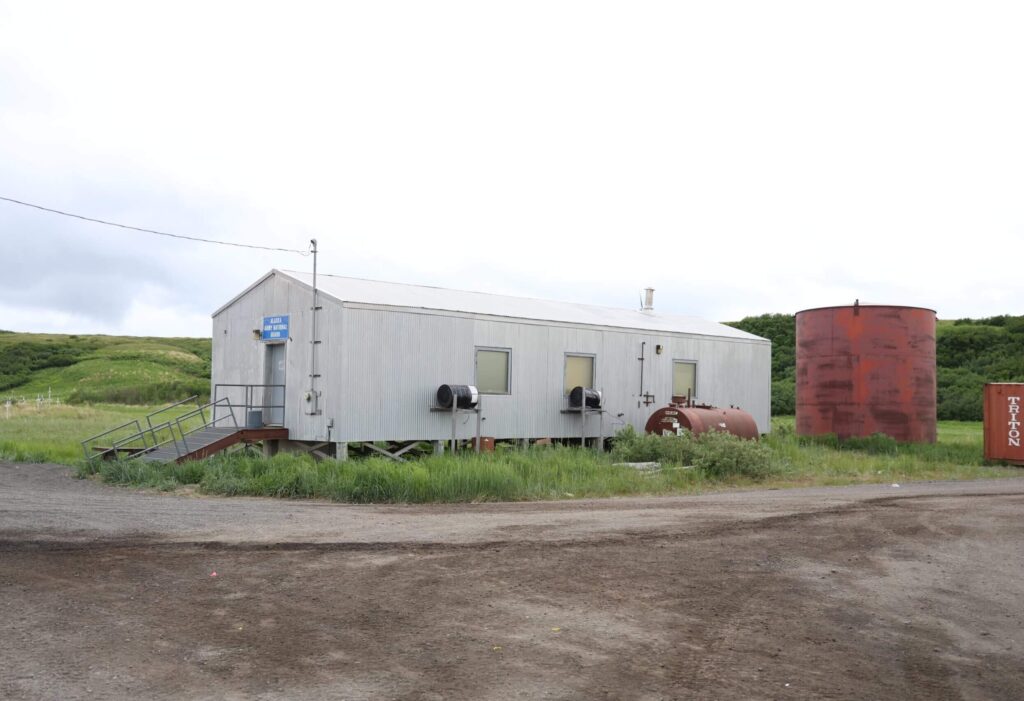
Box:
212 272 772 444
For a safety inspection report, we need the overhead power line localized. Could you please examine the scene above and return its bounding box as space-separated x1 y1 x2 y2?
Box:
0 194 312 255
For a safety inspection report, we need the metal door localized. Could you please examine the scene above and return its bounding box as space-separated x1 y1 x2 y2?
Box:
265 343 286 425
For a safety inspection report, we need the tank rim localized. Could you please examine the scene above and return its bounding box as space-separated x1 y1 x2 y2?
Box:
795 304 936 316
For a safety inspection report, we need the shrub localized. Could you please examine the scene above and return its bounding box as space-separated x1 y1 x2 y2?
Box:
771 379 795 415
691 430 779 479
612 426 779 480
611 425 699 465
936 367 985 421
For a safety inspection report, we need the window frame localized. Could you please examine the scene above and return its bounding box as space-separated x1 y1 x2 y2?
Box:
563 352 597 396
475 346 512 395
672 359 697 400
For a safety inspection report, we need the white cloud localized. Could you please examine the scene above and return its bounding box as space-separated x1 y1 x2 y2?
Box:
0 0 1022 335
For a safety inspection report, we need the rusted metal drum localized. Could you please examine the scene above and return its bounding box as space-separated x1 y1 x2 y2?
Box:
645 405 760 439
983 383 1024 465
796 304 937 443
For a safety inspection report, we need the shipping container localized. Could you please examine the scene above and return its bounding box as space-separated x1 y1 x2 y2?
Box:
983 383 1024 465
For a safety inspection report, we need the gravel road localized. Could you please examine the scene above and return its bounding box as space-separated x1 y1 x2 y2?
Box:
2 462 1022 700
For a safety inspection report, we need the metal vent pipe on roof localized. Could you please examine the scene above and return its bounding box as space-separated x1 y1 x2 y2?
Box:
642 288 655 311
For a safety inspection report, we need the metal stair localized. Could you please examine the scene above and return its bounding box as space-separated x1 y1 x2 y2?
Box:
82 389 289 466
138 426 239 463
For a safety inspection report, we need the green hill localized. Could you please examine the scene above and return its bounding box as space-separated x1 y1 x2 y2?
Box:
0 331 210 404
727 314 1024 420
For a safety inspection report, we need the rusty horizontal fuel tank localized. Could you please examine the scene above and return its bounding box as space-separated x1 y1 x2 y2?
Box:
796 303 937 443
645 404 759 440
983 383 1024 465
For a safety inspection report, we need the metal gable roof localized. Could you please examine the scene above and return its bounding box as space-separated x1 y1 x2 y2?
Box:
263 269 766 342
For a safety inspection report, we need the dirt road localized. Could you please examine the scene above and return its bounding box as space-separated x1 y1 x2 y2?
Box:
2 462 1022 700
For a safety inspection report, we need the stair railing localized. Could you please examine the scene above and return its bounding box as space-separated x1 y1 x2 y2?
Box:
212 384 286 427
145 395 202 432
82 397 238 464
81 419 147 462
139 420 185 459
173 397 238 456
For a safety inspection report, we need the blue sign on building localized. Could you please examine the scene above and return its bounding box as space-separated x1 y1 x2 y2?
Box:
262 315 290 341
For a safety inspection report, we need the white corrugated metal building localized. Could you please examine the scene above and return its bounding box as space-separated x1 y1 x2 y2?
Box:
211 269 771 456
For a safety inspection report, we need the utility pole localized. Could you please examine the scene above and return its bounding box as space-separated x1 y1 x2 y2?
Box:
308 238 321 415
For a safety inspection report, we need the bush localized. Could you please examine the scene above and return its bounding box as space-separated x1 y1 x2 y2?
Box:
771 379 795 415
936 367 985 421
612 426 779 480
0 340 89 390
692 430 778 479
610 425 699 465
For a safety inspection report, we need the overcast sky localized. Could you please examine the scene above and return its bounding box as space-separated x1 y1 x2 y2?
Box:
1 1 1021 337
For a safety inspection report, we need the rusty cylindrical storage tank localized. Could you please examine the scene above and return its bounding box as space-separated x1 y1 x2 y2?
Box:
645 406 759 440
796 304 937 443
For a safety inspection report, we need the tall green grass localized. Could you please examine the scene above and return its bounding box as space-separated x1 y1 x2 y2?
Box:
78 419 1020 504
81 446 712 503
6 406 1018 503
762 417 1010 486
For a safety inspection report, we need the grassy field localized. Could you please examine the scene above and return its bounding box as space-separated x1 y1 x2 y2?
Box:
0 401 190 463
762 417 1007 486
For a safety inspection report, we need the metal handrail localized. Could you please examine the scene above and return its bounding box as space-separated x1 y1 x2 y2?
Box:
145 395 201 431
213 384 286 426
81 419 144 462
111 430 151 453
104 420 180 460
84 397 238 464
171 398 237 431
175 398 237 455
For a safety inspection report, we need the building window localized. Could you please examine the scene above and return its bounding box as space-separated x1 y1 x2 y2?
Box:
476 348 510 394
564 354 595 395
673 361 696 400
